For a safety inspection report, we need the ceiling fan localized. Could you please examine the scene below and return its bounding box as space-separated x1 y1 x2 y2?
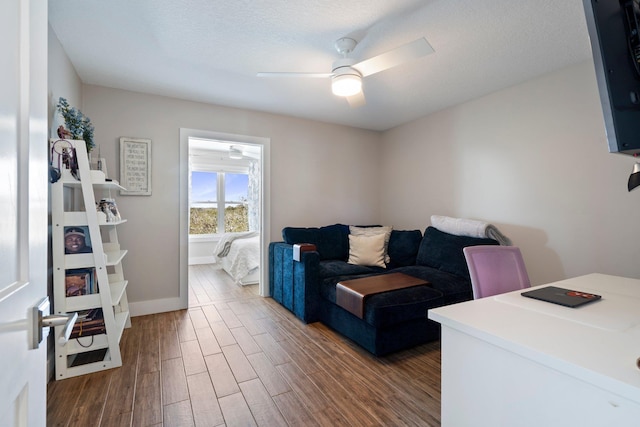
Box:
257 36 434 107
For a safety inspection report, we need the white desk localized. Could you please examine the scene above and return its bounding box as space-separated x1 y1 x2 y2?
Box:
428 273 640 427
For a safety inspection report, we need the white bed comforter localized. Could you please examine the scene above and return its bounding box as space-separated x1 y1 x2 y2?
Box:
214 233 260 283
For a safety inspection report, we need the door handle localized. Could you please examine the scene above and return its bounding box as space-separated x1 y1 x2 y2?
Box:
31 297 78 348
43 313 78 345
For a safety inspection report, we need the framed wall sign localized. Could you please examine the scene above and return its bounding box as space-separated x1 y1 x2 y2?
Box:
120 137 152 195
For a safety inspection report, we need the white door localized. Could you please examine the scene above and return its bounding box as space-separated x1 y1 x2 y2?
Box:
0 0 49 425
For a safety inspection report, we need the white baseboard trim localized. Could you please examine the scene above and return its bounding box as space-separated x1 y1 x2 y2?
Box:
189 256 216 265
129 297 187 317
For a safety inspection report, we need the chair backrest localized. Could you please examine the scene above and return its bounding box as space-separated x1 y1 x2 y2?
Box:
463 245 531 299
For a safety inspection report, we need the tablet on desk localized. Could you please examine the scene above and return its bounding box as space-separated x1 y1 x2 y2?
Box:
521 286 602 308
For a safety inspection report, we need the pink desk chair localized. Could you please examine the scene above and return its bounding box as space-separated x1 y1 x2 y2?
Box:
463 245 531 299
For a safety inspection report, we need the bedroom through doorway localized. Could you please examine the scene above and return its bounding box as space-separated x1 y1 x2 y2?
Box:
179 129 271 307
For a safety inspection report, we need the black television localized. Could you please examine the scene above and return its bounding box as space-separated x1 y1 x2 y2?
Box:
582 0 640 155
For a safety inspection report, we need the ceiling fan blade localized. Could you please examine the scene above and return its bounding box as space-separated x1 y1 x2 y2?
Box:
346 91 366 108
353 37 434 77
256 72 332 78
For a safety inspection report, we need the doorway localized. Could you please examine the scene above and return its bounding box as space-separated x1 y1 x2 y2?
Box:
179 129 270 303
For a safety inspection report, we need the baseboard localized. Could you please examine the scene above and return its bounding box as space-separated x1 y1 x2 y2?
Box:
128 296 187 317
189 256 216 265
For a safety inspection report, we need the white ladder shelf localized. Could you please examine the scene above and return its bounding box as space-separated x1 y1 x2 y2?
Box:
50 139 131 379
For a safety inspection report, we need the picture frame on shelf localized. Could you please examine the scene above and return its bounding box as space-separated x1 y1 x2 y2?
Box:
98 198 121 222
65 268 97 296
63 225 93 254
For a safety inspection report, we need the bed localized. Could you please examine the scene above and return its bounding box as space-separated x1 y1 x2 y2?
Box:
213 232 260 285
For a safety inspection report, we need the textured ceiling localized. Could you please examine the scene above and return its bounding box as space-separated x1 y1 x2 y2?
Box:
49 0 593 131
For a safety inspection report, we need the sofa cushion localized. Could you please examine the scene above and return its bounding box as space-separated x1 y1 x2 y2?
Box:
416 226 498 279
283 224 349 260
392 265 475 304
387 229 423 269
347 233 387 268
318 260 381 279
416 227 498 280
320 270 445 327
282 227 319 246
349 225 392 263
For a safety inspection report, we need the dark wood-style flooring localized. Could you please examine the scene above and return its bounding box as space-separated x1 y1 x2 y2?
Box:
47 264 442 426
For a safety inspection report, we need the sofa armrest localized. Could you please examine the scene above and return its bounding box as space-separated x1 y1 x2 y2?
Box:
269 242 320 323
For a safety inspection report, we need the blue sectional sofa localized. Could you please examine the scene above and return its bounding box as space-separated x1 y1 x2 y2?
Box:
269 224 498 356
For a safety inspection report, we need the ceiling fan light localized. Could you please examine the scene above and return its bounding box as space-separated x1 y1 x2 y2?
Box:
332 73 362 97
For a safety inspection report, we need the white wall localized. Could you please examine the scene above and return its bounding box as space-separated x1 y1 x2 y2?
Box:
47 24 83 381
50 24 640 311
47 25 82 137
80 85 381 313
48 27 379 314
381 61 640 285
189 238 217 265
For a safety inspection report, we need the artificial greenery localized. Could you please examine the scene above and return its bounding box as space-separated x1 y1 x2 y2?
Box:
56 97 95 153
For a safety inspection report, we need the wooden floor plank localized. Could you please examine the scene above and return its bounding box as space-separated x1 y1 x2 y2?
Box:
239 378 288 427
251 317 289 341
174 308 198 343
136 315 161 375
201 304 223 324
218 392 257 427
162 357 190 405
181 339 207 376
186 372 225 427
46 375 86 427
163 400 195 427
253 332 292 366
210 320 237 347
100 411 133 427
222 343 258 383
65 370 111 426
188 308 210 329
100 328 138 421
230 326 262 355
276 362 331 414
205 353 241 398
272 391 320 427
194 326 222 356
132 371 162 427
237 312 268 336
307 370 386 426
47 265 443 427
246 352 291 396
159 313 182 361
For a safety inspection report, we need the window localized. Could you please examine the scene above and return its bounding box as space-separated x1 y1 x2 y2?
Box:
223 173 249 232
189 170 249 235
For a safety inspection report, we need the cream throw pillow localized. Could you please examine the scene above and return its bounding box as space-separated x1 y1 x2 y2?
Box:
347 233 387 268
349 225 393 264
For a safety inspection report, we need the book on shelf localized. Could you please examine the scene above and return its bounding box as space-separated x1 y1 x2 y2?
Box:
70 308 105 339
65 268 98 296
